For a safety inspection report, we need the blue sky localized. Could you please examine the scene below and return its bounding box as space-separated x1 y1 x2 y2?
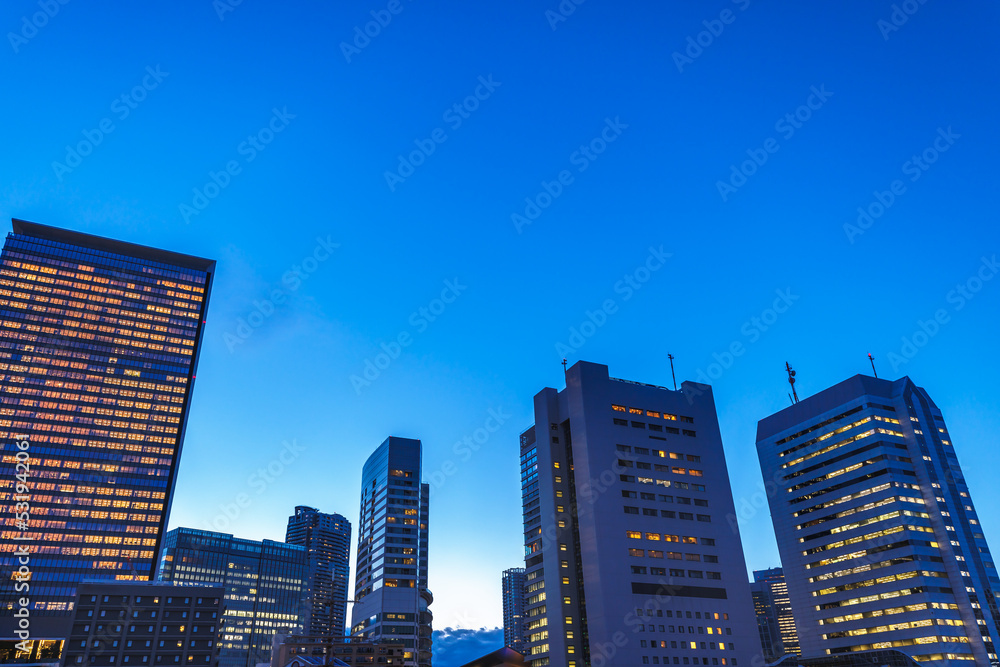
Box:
2 0 998 663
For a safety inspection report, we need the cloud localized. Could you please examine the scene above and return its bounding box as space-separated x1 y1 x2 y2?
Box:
432 626 505 667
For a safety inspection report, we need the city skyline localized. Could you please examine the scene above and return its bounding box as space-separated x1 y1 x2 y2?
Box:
1 0 998 663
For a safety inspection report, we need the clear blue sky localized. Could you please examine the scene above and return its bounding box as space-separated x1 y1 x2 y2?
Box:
2 1 998 664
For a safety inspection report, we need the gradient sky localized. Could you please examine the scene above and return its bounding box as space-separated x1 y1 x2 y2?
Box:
2 1 998 664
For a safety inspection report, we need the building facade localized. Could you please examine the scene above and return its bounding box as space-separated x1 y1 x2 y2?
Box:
502 568 527 654
157 528 307 667
350 437 432 667
756 374 1000 665
267 633 403 667
749 568 799 660
0 219 214 645
59 581 224 667
519 361 761 667
285 507 352 639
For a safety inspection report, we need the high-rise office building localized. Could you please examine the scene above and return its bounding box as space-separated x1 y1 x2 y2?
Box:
502 568 527 653
519 361 761 667
350 437 432 667
157 528 307 667
756 374 1000 665
749 568 799 660
285 506 352 639
0 220 214 645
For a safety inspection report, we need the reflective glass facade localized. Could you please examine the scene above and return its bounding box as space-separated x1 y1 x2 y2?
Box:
0 219 214 641
350 437 432 667
157 528 307 667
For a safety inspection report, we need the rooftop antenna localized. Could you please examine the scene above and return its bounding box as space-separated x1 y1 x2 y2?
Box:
785 361 799 404
668 353 677 391
867 353 878 378
561 358 568 374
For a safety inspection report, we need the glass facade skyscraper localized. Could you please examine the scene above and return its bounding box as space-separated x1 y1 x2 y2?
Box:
285 506 352 639
157 527 308 667
749 568 799 660
350 437 432 667
0 219 214 643
757 374 1000 665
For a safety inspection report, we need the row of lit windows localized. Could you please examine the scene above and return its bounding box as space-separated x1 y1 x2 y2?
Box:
626 532 714 545
780 416 902 468
819 602 958 625
613 404 694 423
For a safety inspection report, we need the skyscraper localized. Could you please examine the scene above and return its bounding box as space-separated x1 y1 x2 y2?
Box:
157 528 308 667
519 361 761 667
756 374 1000 665
350 437 432 667
285 506 352 639
749 568 799 660
0 220 214 644
502 568 527 654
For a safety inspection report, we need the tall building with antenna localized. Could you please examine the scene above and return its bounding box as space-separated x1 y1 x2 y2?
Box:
756 374 1000 665
519 360 761 666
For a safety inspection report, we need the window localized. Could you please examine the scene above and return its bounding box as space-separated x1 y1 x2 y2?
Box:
625 506 639 514
614 418 628 426
707 572 721 580
635 447 650 455
627 531 642 539
702 538 715 546
679 512 693 520
704 555 718 563
622 490 637 499
617 444 632 452
670 569 685 577
629 549 645 557
632 421 646 429
645 532 660 540
641 492 656 500
688 570 703 578
697 514 711 522
694 499 708 507
632 566 648 574
643 508 657 516
661 510 676 518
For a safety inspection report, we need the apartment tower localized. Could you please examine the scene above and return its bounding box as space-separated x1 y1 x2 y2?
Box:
0 220 214 645
502 567 527 654
350 437 432 667
519 361 761 667
285 506 353 639
756 374 1000 665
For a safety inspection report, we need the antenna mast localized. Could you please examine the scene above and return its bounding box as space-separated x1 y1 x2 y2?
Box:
561 358 567 374
668 353 677 391
785 361 799 404
868 353 878 378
